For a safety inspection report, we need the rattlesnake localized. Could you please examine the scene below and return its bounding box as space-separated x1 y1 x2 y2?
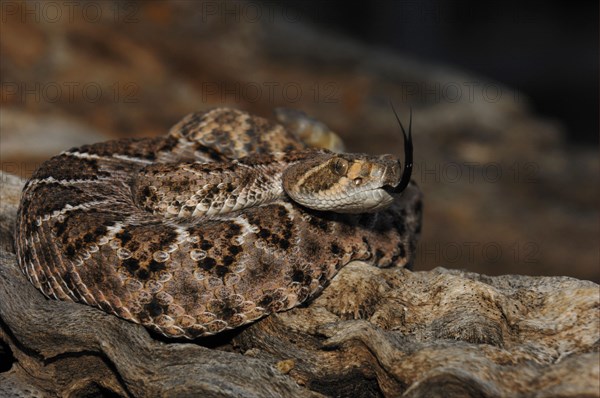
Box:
14 108 422 339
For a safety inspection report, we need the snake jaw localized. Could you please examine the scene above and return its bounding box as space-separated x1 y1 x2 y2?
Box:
319 186 395 214
346 188 395 213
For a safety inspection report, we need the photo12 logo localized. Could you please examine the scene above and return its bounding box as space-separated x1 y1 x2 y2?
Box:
2 81 140 104
200 81 340 104
1 162 43 179
198 1 301 24
418 241 540 265
399 81 525 104
1 1 139 24
413 161 539 184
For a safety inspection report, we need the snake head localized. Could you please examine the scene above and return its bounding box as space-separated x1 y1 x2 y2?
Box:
282 152 410 213
282 108 413 214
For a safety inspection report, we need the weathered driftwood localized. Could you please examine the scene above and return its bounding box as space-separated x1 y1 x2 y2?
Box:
1 171 598 398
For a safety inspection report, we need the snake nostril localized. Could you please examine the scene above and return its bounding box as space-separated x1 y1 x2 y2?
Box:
353 177 363 186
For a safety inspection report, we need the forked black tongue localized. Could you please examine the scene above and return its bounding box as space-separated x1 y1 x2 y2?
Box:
388 103 413 193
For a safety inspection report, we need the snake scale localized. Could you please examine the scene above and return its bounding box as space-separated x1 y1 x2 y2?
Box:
15 108 422 339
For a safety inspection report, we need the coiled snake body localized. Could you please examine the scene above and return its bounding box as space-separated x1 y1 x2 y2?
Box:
15 108 422 338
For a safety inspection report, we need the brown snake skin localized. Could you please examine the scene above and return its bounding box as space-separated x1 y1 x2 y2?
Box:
14 108 423 339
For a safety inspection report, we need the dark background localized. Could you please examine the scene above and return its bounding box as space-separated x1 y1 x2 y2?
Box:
274 0 599 146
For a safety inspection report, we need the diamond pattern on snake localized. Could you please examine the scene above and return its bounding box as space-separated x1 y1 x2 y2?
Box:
15 108 423 339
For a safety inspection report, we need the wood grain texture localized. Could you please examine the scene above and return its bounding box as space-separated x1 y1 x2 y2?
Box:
1 171 598 397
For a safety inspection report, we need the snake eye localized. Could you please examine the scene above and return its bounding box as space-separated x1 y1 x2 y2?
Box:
331 158 349 176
